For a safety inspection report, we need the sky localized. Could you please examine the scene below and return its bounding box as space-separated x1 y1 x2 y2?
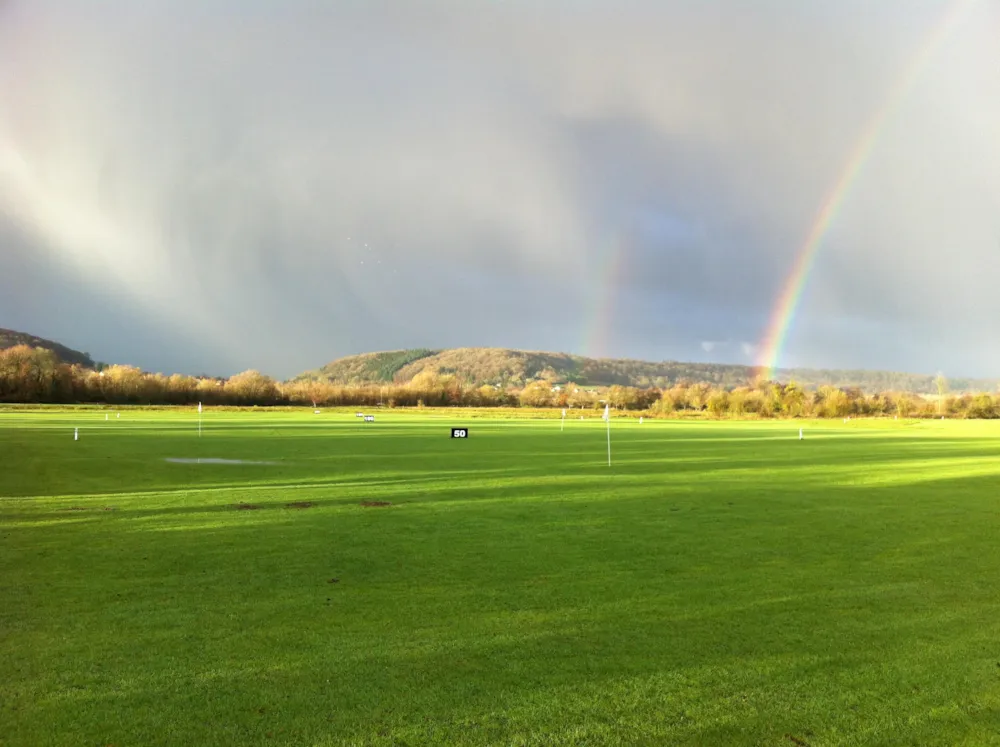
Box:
0 0 998 380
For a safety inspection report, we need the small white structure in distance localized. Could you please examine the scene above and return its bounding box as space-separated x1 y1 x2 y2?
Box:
356 412 364 418
364 415 375 422
639 416 643 424
799 428 803 440
74 428 78 441
314 409 321 414
105 414 109 421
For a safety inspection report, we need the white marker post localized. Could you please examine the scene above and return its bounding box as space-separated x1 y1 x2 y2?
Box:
561 408 566 432
74 427 78 441
799 427 803 440
198 401 202 437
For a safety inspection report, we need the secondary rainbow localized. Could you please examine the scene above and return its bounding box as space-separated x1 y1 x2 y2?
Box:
582 233 629 359
758 0 979 380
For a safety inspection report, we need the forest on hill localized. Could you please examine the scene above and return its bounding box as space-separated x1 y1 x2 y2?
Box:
0 328 95 369
4 330 1000 417
299 347 998 395
6 340 1000 419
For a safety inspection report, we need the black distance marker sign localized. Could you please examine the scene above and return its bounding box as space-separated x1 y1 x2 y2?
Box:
451 428 468 438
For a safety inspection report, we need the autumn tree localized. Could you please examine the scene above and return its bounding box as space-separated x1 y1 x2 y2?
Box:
935 372 948 415
634 387 660 410
566 386 595 409
653 389 680 414
474 384 498 406
99 365 145 403
0 346 57 400
225 370 280 404
519 380 554 407
607 385 639 410
707 389 729 417
896 393 917 418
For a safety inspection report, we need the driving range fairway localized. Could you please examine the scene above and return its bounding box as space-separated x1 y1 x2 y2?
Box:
3 409 1000 746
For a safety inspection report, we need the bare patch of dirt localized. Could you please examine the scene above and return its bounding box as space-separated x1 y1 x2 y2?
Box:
360 501 392 507
286 501 315 509
58 507 88 512
785 735 811 747
328 578 340 584
234 503 260 510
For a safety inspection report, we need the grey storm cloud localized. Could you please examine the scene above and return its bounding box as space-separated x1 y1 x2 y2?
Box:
0 0 998 378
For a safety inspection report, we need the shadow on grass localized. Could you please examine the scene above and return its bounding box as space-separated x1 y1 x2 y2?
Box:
6 431 1000 520
2 468 521 501
16 524 998 747
7 463 1000 537
1 499 391 525
8 458 1000 744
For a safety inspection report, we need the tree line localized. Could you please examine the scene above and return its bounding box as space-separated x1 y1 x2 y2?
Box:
3 343 999 418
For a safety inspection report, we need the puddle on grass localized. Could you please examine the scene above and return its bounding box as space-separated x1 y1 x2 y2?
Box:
164 458 278 465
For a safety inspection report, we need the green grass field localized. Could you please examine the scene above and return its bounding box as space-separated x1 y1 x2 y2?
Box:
4 409 1000 746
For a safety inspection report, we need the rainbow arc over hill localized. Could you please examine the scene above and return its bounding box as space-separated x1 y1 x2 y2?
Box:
757 0 979 380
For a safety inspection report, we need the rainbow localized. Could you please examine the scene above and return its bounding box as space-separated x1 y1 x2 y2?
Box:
582 232 629 359
757 0 979 380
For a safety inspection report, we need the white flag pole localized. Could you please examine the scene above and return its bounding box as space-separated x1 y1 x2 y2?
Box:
198 402 202 437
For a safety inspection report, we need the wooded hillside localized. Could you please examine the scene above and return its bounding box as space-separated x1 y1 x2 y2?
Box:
0 328 95 368
300 347 997 394
4 325 997 397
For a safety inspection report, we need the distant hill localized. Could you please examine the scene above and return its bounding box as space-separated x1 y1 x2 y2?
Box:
0 328 95 368
297 349 438 385
298 347 998 395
